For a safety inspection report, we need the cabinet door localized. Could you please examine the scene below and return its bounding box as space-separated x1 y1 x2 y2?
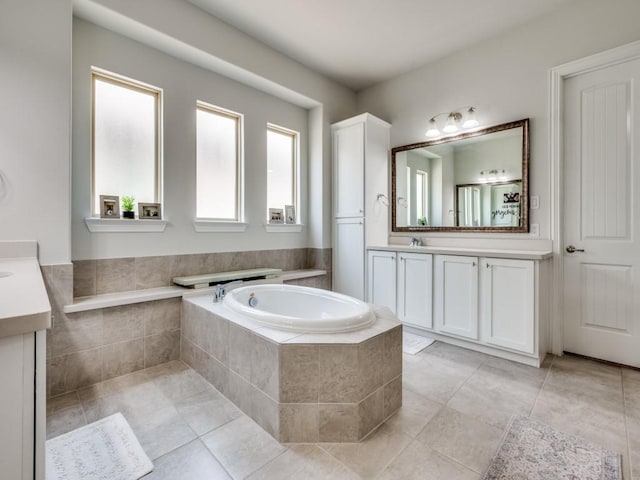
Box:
367 250 397 313
434 255 479 339
0 333 35 480
333 123 364 218
481 258 534 353
333 218 365 300
397 252 432 329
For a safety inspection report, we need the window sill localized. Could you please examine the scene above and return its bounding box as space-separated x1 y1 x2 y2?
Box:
193 220 249 233
263 223 304 233
84 217 168 233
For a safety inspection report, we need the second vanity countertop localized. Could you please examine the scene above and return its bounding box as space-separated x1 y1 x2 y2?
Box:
367 245 553 261
0 243 51 338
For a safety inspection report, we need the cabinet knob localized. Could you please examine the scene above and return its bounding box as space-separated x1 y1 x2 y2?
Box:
472 261 477 267
486 263 490 268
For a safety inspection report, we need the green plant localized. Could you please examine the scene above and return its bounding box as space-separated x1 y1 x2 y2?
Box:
122 196 135 212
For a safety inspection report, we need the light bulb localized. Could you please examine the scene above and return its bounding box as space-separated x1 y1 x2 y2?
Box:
442 113 458 133
462 107 478 128
425 118 439 137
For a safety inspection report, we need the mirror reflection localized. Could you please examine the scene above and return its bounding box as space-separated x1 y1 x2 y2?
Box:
392 119 529 232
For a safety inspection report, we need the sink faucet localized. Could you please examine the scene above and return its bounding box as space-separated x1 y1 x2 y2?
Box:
213 280 243 303
410 237 422 247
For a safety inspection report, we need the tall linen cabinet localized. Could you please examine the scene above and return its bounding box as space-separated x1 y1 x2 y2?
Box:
332 113 391 300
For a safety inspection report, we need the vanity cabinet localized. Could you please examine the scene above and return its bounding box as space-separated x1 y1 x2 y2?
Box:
366 246 550 366
480 257 534 354
332 113 391 301
434 255 479 340
397 252 433 329
367 250 397 313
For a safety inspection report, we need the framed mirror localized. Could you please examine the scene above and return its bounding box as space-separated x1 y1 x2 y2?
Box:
391 118 529 232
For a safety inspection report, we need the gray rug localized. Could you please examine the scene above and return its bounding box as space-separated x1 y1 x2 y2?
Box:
483 416 621 480
402 331 435 354
46 412 153 480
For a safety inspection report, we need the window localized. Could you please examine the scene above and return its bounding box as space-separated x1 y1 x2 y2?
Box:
92 69 161 216
267 124 298 219
416 170 428 224
196 102 242 220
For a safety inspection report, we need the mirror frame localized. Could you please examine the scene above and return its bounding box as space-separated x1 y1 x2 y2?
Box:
391 118 529 233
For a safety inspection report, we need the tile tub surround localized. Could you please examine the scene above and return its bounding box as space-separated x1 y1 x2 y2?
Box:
181 296 403 442
41 248 330 398
72 248 332 297
46 298 181 397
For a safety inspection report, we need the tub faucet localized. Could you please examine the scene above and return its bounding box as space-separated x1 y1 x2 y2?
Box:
213 280 243 303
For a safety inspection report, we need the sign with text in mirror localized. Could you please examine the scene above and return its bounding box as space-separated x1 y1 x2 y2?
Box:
391 118 529 233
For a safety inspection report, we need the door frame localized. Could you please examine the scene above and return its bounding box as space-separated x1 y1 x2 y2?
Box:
549 40 640 356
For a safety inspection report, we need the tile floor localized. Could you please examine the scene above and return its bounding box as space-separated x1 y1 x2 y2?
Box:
47 341 640 479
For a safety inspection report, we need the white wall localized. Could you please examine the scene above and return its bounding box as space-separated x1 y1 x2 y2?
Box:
357 0 640 248
0 0 72 265
453 135 521 185
73 19 313 260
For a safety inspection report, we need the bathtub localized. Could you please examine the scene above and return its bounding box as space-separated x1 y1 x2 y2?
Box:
222 284 375 333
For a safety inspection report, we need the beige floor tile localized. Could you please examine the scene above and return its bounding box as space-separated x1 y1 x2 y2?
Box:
482 352 553 381
176 388 242 436
149 365 212 403
145 439 231 479
384 388 444 438
248 444 359 480
321 423 412 478
81 381 173 423
127 405 197 460
416 406 503 474
201 416 287 479
46 403 87 439
447 363 543 429
402 354 473 404
378 440 479 480
423 342 489 373
531 387 627 454
76 369 150 402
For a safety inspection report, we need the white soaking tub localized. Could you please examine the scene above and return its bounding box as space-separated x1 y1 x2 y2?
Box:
222 284 375 333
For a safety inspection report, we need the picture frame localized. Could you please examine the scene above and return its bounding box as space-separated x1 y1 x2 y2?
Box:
268 208 284 224
138 202 162 219
284 204 296 224
100 195 120 219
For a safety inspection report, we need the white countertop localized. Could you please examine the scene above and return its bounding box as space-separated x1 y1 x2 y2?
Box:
0 255 51 338
368 245 553 260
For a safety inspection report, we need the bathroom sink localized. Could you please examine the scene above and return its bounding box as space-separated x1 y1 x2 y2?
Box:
0 272 12 278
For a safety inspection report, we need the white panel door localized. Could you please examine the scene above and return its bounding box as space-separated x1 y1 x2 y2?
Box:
334 122 364 218
367 250 397 313
563 58 640 367
397 252 433 329
481 258 534 354
434 255 478 339
334 218 365 300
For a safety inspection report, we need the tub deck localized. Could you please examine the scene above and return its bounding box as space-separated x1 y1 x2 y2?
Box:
181 294 403 442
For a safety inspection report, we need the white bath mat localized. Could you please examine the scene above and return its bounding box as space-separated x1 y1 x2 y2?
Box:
403 332 435 354
46 412 153 480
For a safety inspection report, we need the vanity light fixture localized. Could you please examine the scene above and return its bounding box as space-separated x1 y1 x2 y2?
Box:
479 168 507 182
425 107 478 137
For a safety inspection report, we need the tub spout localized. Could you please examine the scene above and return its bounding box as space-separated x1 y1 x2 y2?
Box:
213 280 243 303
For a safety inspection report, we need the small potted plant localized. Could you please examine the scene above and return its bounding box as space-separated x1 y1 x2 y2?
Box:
122 196 135 219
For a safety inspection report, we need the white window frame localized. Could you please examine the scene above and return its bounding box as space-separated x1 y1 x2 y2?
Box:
266 123 299 220
193 101 246 232
90 67 163 218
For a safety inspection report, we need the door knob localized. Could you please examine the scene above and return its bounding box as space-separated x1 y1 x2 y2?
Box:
566 245 585 253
